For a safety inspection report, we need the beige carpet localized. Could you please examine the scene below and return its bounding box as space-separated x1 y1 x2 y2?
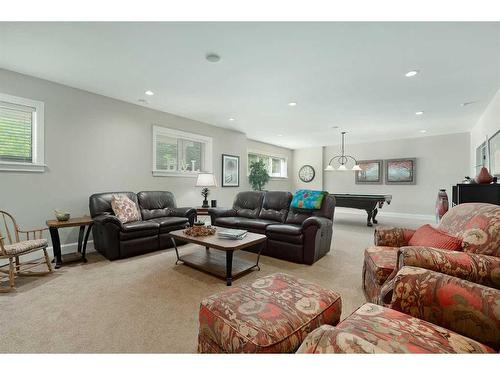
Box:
0 212 429 353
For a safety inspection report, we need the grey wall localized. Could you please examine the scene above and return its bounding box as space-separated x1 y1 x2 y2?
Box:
323 132 470 217
0 68 292 246
292 147 324 191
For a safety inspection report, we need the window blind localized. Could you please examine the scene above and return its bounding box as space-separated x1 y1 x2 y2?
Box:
0 101 34 163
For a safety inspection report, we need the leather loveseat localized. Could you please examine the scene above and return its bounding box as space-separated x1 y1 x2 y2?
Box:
89 191 196 260
208 191 335 265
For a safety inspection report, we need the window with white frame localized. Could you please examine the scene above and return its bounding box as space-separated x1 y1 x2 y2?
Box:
152 125 213 176
0 93 45 172
248 151 288 178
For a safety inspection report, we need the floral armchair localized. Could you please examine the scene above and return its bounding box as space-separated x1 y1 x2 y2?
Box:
298 266 500 353
362 203 500 304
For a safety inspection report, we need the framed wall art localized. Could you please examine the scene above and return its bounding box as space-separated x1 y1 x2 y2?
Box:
385 158 416 185
355 159 383 184
222 154 239 187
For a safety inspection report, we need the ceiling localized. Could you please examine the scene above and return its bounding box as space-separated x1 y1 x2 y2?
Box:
0 22 499 149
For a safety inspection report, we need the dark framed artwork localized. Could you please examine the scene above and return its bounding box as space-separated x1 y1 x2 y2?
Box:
488 129 500 177
222 154 239 187
355 160 383 184
385 158 416 185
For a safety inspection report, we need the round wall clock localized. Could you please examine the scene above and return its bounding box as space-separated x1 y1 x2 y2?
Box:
298 165 315 183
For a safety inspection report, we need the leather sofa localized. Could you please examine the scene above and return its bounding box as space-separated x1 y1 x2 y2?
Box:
89 191 196 260
209 191 335 264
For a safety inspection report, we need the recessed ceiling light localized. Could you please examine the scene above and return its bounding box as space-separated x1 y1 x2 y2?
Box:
277 134 283 137
228 118 235 121
415 111 424 115
405 70 419 77
145 90 154 96
419 129 427 133
331 125 339 129
288 102 297 107
206 53 221 63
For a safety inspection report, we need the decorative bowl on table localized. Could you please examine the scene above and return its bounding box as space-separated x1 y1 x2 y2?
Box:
193 221 205 226
54 210 70 221
184 225 216 237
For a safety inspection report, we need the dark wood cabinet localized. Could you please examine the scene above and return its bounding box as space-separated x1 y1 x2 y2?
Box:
452 184 500 205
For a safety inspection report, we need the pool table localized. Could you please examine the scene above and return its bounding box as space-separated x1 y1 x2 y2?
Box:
332 194 392 226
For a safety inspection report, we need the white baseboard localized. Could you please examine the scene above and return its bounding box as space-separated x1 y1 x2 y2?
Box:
46 240 96 255
335 207 434 222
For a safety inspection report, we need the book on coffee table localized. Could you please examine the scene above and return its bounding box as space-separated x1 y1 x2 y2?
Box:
217 228 248 240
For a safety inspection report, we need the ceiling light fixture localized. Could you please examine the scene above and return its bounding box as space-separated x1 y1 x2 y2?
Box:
415 111 424 115
277 134 283 137
145 90 154 96
206 53 221 63
288 102 297 107
325 132 361 172
228 118 235 121
419 129 427 133
405 70 419 77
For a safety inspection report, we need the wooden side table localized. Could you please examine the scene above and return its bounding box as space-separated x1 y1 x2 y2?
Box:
46 216 93 269
196 207 211 224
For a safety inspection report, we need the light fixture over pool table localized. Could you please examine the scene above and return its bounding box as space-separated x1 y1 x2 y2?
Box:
325 131 362 171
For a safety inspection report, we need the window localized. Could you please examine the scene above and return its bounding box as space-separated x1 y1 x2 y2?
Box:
152 125 212 177
0 93 45 172
248 151 288 178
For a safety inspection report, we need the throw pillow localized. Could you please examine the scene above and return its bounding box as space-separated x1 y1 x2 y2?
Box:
290 190 326 210
408 224 462 250
111 195 140 223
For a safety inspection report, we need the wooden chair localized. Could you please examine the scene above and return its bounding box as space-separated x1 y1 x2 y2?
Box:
0 210 52 292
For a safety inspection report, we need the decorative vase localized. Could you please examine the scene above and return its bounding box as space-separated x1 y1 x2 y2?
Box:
475 166 493 184
435 189 449 222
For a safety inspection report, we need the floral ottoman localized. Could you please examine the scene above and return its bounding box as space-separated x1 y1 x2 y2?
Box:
198 273 342 353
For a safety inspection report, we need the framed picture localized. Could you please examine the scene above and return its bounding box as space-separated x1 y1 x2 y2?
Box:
488 129 500 177
222 154 239 187
355 160 383 184
385 158 416 185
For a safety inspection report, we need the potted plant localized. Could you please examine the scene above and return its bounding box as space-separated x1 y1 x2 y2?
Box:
248 159 270 191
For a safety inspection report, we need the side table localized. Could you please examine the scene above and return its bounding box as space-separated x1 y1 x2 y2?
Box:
196 207 211 224
46 216 93 269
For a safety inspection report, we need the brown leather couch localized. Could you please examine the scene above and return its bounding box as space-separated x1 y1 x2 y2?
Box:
209 191 335 264
89 191 196 260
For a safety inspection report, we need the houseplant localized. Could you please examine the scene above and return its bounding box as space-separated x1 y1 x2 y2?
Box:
248 159 270 191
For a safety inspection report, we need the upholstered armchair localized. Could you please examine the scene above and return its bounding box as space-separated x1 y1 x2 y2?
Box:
298 266 500 353
362 203 500 303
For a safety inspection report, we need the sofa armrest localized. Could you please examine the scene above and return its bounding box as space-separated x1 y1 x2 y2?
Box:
208 208 237 223
390 266 500 350
92 214 123 229
302 216 332 231
170 207 197 226
374 227 415 247
398 246 500 289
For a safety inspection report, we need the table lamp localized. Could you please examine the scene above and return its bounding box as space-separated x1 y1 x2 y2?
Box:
195 173 217 208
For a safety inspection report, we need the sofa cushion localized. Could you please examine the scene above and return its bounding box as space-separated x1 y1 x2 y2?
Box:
111 195 141 223
215 217 278 231
438 203 500 256
148 216 189 233
266 224 303 244
137 191 176 220
364 246 398 286
119 220 159 240
198 273 342 353
232 191 265 218
296 303 494 353
258 191 292 222
408 224 462 250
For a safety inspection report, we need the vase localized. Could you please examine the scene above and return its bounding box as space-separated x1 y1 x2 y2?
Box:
435 189 449 222
475 166 493 184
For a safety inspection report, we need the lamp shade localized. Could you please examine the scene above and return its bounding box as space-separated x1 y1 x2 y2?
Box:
324 165 335 171
337 164 347 171
352 164 362 171
195 173 217 187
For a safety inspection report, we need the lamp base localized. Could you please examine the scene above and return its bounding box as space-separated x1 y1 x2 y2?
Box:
202 200 209 208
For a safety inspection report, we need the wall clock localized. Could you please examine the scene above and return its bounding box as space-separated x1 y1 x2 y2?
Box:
298 165 315 183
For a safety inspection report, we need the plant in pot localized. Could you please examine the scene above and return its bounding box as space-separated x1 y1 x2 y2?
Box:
248 159 270 191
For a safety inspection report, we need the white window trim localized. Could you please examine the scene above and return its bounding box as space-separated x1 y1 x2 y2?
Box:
152 125 213 177
0 93 45 173
247 149 288 179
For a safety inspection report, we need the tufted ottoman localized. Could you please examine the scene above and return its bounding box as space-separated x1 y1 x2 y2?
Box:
198 273 342 353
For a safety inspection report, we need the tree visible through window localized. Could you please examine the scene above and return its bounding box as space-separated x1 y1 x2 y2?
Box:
248 152 287 178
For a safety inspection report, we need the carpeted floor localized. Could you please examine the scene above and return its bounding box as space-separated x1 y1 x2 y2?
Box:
0 212 429 353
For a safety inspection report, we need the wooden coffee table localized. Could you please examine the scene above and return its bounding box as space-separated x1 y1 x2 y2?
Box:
169 226 267 286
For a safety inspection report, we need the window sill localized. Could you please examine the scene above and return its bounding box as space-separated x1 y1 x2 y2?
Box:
153 169 200 178
0 161 46 173
269 176 288 180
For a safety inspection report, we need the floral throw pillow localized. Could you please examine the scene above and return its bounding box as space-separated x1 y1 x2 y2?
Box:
111 195 140 223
